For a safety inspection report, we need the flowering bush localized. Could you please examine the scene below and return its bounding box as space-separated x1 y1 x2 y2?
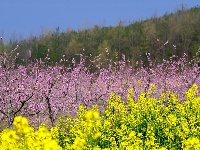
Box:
1 84 200 149
0 46 200 131
1 46 200 129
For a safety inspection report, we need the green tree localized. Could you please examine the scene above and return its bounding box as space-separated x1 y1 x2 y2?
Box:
96 40 112 68
65 38 83 55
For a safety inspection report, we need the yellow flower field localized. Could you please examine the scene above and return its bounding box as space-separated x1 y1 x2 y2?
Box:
0 84 200 149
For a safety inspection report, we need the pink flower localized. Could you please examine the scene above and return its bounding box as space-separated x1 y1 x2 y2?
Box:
164 40 169 46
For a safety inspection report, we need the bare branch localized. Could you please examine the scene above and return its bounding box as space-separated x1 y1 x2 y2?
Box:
13 92 35 116
0 109 8 118
13 88 42 117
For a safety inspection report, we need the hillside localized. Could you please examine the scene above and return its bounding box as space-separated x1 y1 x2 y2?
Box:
1 5 200 67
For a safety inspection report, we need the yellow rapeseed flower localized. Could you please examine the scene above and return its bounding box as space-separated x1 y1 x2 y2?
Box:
72 137 86 149
13 116 29 127
1 129 19 142
150 83 155 90
44 140 62 150
182 137 200 149
93 111 99 120
137 79 142 84
85 110 93 120
85 110 99 121
93 132 101 139
167 114 177 126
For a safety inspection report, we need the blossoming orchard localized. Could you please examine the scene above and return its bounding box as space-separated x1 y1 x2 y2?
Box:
0 45 200 149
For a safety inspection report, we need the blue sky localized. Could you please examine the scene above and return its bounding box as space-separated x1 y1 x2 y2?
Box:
0 0 199 42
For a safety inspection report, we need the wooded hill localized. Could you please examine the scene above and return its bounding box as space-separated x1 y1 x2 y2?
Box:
1 6 200 68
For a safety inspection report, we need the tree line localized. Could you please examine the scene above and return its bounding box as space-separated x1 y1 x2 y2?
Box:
1 5 200 68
